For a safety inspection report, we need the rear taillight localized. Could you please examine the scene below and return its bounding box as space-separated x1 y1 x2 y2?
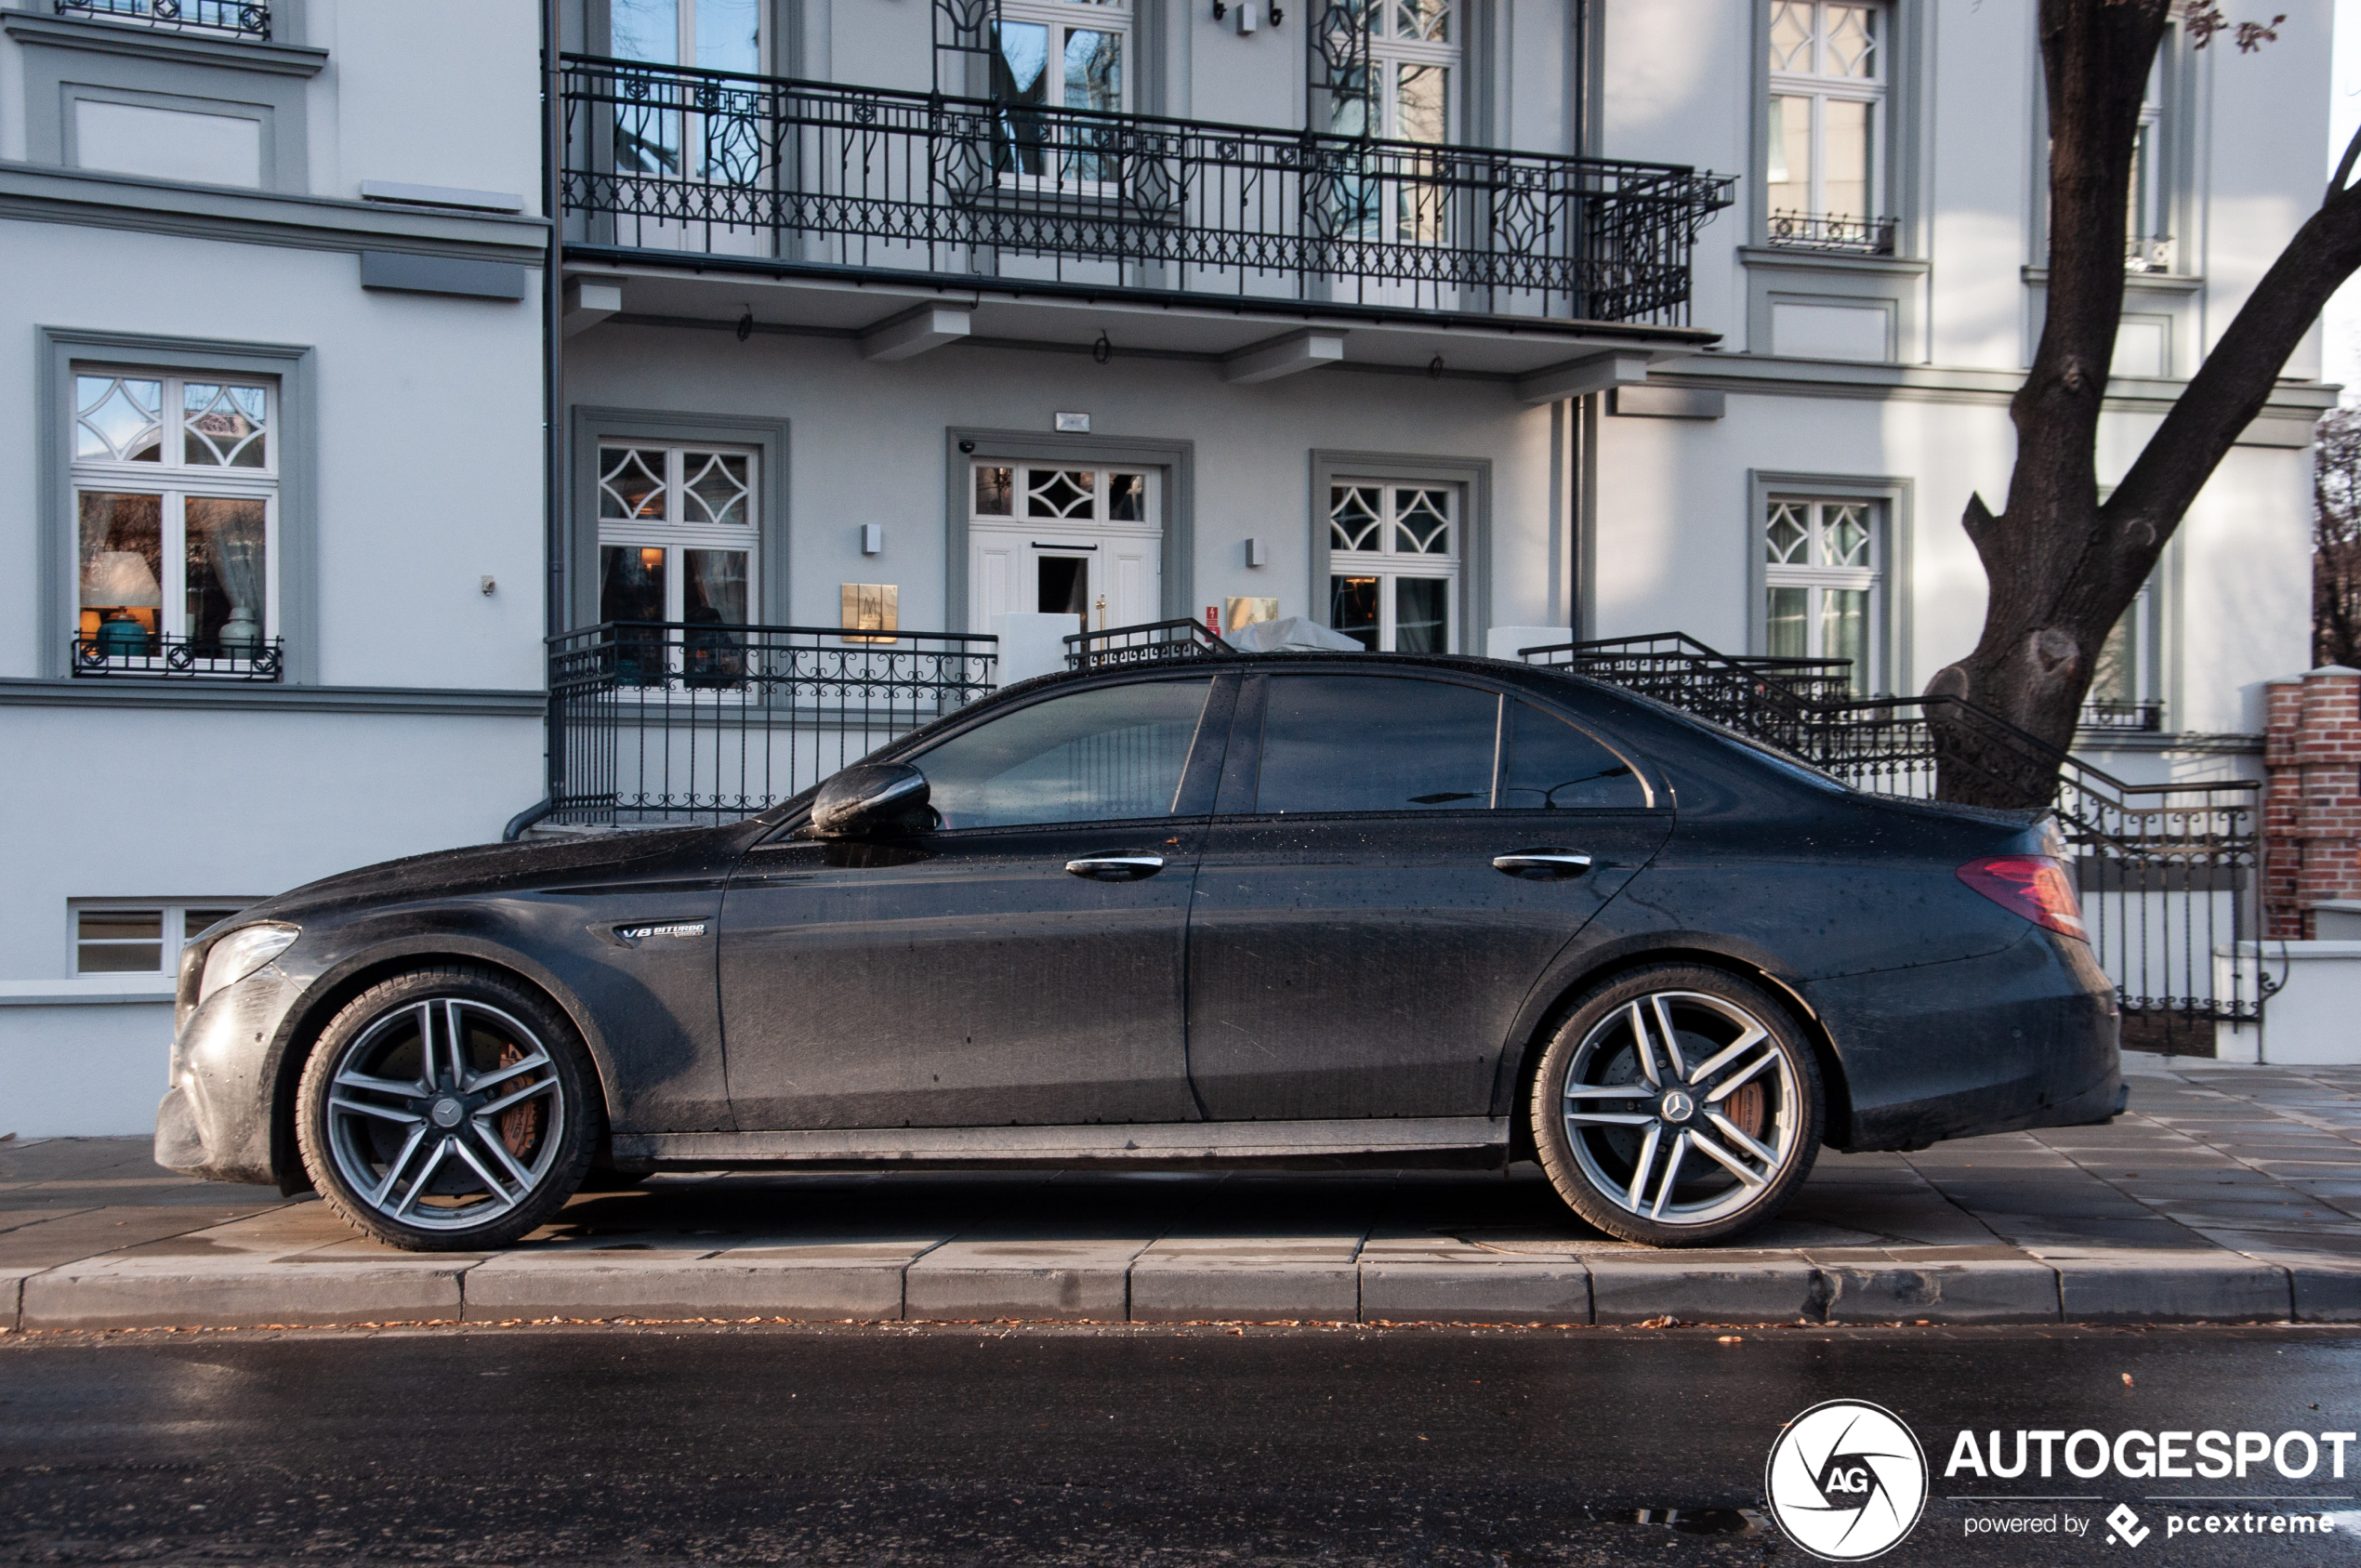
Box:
1958 856 2087 942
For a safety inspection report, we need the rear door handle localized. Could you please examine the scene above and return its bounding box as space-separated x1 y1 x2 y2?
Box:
1065 854 1166 881
1492 850 1593 879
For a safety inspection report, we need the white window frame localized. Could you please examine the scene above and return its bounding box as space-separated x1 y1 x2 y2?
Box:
1326 481 1461 653
1763 495 1882 694
70 898 255 979
1765 1 1889 242
991 0 1134 194
70 366 280 674
596 442 763 688
1367 0 1459 143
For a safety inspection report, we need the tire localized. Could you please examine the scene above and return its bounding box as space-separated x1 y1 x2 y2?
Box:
1529 964 1824 1247
296 965 600 1252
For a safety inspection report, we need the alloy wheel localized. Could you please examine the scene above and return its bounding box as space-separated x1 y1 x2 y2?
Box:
1559 989 1801 1229
321 997 568 1232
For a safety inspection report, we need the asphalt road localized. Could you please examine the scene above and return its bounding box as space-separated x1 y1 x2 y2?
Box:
4 1324 2358 1567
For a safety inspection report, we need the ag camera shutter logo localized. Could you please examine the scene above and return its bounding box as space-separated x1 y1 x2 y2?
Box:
1765 1400 1929 1561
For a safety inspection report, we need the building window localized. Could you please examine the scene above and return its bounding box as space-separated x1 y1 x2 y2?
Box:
2125 51 2170 272
2086 580 2162 731
993 0 1132 182
1317 0 1459 245
72 369 278 679
73 901 250 976
1764 496 1880 693
610 0 764 179
598 443 759 682
1765 1 1892 254
1327 482 1458 652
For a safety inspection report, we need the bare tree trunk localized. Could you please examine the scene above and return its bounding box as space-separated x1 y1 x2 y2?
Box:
1929 0 2361 806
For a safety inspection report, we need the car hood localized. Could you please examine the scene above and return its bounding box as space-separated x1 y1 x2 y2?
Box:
241 825 752 925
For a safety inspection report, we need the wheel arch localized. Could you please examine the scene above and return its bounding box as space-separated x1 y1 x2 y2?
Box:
264 938 619 1193
1498 942 1854 1163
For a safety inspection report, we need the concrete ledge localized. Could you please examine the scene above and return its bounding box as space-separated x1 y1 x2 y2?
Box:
22 1262 465 1331
905 1264 1130 1322
1818 1261 2062 1324
459 1258 905 1322
2284 1262 2361 1324
2051 1255 2294 1323
1128 1263 1360 1324
1587 1258 1821 1324
1360 1263 1590 1324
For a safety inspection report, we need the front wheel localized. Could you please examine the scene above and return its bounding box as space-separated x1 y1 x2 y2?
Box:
1530 965 1824 1247
296 966 600 1251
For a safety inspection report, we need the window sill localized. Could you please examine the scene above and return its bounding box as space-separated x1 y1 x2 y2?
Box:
1 11 324 75
1739 246 1930 276
0 976 176 1008
2024 265 2203 294
0 679 547 716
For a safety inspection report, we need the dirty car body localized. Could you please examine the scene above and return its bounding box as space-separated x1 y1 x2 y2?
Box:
158 654 2123 1248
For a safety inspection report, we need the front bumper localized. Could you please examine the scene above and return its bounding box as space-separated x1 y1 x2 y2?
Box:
1804 928 2123 1152
153 961 309 1187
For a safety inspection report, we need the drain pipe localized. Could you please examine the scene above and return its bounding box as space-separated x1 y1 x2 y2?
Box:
510 0 568 844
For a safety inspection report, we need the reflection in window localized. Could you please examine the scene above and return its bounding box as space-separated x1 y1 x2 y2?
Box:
919 679 1210 829
1502 701 1647 810
1326 482 1457 652
1254 675 1497 814
1762 496 1880 694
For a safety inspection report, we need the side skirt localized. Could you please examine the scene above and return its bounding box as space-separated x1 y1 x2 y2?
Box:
612 1116 1510 1171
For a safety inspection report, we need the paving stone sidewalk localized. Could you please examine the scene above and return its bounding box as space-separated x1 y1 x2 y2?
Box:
5 1053 2358 1332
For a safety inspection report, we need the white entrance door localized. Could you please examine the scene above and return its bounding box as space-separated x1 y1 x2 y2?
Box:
969 463 1162 634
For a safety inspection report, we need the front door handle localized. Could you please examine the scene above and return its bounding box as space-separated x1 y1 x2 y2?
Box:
1066 854 1166 882
1492 850 1593 880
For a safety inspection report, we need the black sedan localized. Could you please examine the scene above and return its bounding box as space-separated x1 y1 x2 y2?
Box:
156 653 2123 1250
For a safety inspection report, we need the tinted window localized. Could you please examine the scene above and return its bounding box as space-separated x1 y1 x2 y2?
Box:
917 679 1212 830
1253 675 1498 814
1502 700 1649 810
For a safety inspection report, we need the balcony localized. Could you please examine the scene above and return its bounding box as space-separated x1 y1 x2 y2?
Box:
558 56 1734 368
53 0 270 40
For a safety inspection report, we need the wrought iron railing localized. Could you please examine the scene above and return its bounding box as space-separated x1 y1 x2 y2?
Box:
71 632 282 681
1765 210 1896 256
2080 698 2164 732
54 0 270 39
559 54 1734 324
1065 618 1234 672
547 621 997 824
1520 631 2266 1040
2126 233 2175 274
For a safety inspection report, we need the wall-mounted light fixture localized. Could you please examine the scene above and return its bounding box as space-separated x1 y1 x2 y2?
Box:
862 523 885 556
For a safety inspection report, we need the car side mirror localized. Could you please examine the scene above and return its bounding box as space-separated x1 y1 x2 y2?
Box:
810 762 934 839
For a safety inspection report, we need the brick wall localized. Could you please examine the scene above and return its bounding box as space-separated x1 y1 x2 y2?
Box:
2263 665 2361 938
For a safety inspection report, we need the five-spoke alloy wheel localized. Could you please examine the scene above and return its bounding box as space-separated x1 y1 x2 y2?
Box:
297 966 600 1251
1530 965 1824 1246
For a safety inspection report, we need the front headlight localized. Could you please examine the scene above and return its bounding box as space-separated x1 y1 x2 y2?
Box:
197 923 299 1008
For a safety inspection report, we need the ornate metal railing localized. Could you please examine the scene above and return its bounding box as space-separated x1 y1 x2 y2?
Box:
2126 233 2176 274
54 0 269 39
70 632 282 681
2080 698 2164 732
1765 210 1896 256
1065 618 1234 671
1520 631 2266 1043
559 54 1734 323
547 621 996 824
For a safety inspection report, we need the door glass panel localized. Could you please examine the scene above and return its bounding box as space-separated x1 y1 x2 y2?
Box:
1039 557 1088 616
1108 472 1145 521
1254 675 1497 814
1392 577 1448 653
1329 575 1378 650
975 465 1015 515
1503 701 1647 810
993 20 1051 177
917 679 1213 830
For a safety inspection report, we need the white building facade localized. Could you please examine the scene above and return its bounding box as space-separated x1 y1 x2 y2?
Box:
0 0 550 1131
0 0 2335 1133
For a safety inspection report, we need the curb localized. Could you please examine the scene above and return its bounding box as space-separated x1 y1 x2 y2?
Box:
8 1253 2353 1334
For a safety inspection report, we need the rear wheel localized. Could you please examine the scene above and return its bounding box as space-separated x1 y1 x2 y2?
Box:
296 966 600 1251
1529 965 1824 1247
